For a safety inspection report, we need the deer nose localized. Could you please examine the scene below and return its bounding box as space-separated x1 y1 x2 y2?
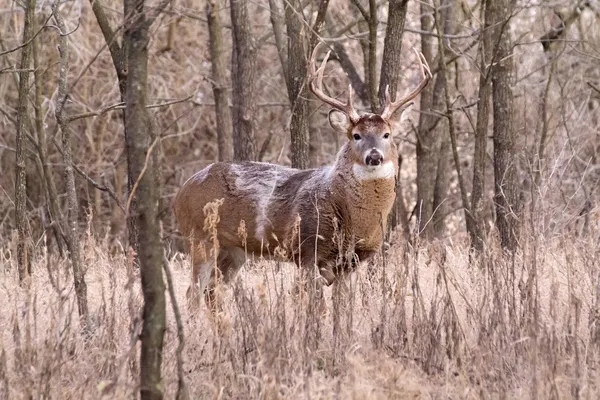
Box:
365 150 383 166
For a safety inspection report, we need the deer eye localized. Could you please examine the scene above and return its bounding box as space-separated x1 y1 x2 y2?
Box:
353 133 362 141
383 133 390 139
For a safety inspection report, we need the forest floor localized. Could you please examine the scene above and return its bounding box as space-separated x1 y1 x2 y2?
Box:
1 234 599 399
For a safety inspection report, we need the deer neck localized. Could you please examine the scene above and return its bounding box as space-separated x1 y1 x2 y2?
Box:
328 145 397 248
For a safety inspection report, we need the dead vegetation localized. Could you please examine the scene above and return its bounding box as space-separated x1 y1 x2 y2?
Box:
2 0 600 398
1 225 599 398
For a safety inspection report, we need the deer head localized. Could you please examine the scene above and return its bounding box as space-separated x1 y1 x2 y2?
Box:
309 43 432 176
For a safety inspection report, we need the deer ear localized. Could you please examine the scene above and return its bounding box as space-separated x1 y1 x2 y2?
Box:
328 109 350 133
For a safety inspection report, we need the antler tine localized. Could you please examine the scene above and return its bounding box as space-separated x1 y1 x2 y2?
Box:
309 42 360 124
381 47 432 121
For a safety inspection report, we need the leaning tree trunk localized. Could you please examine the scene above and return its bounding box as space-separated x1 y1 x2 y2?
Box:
230 0 257 161
123 0 167 397
52 0 89 324
488 0 520 252
207 0 233 162
88 0 138 257
15 0 36 283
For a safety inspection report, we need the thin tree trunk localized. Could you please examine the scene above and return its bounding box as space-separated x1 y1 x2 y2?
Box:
377 0 409 112
415 0 444 238
434 0 474 239
230 0 257 161
324 12 368 104
15 0 36 283
52 0 89 324
284 0 309 169
488 0 520 252
366 0 378 111
123 0 167 397
430 0 454 238
87 0 138 256
207 0 233 162
32 27 65 258
470 0 492 252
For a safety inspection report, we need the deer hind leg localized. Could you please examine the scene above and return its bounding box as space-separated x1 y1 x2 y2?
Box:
203 246 246 313
292 258 332 317
186 241 214 310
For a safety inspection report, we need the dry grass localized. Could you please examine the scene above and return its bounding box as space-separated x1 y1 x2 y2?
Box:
2 230 599 399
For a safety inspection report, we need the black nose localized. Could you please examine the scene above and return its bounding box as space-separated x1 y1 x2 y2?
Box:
365 151 383 166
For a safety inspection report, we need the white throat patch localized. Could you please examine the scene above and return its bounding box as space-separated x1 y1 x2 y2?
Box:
352 161 396 181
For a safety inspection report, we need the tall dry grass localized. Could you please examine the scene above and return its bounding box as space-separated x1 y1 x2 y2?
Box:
1 223 599 399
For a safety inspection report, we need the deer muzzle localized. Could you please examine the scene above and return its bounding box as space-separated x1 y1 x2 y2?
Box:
365 149 384 166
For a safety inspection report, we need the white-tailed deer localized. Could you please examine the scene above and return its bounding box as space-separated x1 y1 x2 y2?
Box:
174 43 431 309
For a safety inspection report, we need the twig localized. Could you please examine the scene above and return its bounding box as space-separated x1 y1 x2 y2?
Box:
68 95 193 122
163 256 189 400
0 13 53 56
51 137 126 213
126 136 160 215
588 82 600 96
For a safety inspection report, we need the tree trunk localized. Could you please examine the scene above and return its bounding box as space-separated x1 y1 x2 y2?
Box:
284 0 309 169
15 0 36 283
415 0 444 239
52 0 89 324
488 0 520 252
430 0 454 238
88 0 137 256
230 0 257 161
470 0 492 252
123 0 167 397
207 0 233 162
32 26 65 258
377 0 409 113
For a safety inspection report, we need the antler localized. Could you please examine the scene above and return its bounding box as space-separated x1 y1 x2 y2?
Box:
380 48 432 121
309 42 361 125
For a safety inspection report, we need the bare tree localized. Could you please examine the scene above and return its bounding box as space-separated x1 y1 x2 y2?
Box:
230 0 257 161
377 0 409 113
470 0 493 252
207 0 233 162
15 0 36 283
88 0 138 255
122 0 168 396
32 19 65 258
284 0 311 168
52 0 89 324
415 0 448 239
269 0 329 168
488 0 520 251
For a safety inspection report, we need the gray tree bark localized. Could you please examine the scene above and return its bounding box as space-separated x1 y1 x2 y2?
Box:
32 26 65 258
52 0 89 324
284 0 310 169
123 0 169 397
377 0 409 113
488 0 520 252
207 0 233 162
415 0 445 239
470 0 493 252
230 0 257 161
15 0 36 282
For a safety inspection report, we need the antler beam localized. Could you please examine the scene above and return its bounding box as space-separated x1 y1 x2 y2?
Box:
309 42 361 124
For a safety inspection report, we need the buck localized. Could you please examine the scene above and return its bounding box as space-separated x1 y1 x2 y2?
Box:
174 43 431 309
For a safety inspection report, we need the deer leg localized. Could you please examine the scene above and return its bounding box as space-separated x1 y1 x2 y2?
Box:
203 246 246 315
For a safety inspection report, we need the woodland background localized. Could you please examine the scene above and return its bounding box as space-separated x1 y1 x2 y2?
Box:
1 0 600 398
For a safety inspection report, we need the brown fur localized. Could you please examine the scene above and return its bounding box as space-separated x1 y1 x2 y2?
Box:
174 115 400 308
